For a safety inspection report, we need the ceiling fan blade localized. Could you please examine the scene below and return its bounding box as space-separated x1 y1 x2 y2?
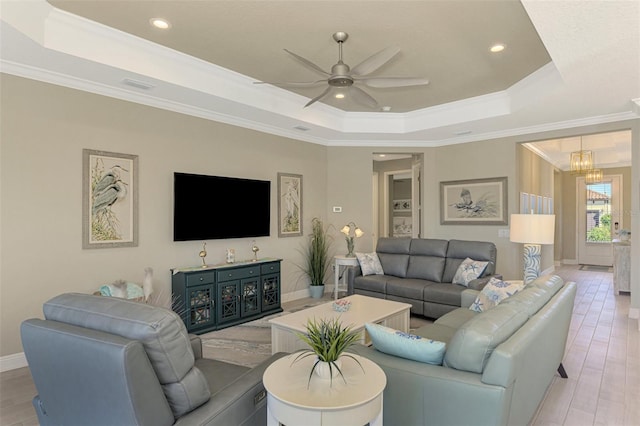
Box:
351 46 401 76
304 86 332 108
284 49 330 76
349 86 379 109
253 80 327 88
357 77 430 88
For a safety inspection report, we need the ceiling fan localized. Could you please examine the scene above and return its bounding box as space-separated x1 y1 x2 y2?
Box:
254 32 429 109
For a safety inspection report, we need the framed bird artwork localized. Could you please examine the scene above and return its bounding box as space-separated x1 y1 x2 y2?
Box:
82 149 138 248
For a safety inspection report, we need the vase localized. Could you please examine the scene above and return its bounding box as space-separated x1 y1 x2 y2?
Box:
314 358 342 380
309 285 325 298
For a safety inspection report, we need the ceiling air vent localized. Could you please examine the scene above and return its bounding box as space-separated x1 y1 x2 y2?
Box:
293 125 310 132
122 78 155 90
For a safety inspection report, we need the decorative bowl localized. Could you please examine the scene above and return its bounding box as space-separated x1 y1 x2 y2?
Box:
332 299 351 312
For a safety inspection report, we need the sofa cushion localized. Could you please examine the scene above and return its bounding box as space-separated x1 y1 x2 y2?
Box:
386 277 430 299
355 252 384 276
500 275 564 317
423 282 467 306
413 322 460 344
452 258 489 286
376 238 411 278
469 278 524 313
365 323 446 365
353 275 388 293
43 293 210 418
434 307 477 329
442 240 496 282
406 239 448 282
444 303 529 373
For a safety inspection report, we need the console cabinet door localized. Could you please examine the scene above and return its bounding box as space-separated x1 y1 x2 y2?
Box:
262 273 281 313
186 284 216 331
241 277 261 317
217 281 241 324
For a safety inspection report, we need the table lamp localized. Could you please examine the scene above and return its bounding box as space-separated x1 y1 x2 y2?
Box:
340 222 364 257
510 214 555 284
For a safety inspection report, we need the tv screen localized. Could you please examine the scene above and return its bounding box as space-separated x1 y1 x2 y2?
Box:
173 172 271 241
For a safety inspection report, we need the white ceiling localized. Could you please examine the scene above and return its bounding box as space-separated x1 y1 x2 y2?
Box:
1 0 638 165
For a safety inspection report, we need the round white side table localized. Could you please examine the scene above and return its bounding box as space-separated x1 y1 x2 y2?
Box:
334 255 359 300
263 353 386 426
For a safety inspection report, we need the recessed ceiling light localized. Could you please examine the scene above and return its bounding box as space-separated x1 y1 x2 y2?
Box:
150 18 171 29
490 44 506 53
381 106 392 112
379 154 386 158
335 93 345 99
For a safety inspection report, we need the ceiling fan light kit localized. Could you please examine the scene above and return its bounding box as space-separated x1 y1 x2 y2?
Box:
255 32 429 109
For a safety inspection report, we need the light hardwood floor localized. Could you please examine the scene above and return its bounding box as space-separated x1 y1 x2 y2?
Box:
0 265 637 426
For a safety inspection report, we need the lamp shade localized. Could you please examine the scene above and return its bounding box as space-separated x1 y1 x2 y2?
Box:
510 214 555 245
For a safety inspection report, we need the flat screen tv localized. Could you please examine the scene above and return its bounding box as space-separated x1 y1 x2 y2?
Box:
173 172 271 241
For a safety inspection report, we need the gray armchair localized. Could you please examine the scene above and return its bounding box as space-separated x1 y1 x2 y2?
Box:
20 293 286 426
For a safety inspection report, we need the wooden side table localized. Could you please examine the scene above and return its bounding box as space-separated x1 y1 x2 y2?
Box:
334 255 359 300
263 353 386 426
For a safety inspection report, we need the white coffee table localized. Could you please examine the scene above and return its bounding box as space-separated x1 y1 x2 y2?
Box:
263 353 386 426
270 294 411 354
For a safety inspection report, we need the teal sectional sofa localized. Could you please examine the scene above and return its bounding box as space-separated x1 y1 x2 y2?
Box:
354 274 576 426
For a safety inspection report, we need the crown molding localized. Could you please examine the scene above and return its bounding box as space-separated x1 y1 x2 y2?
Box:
2 0 638 148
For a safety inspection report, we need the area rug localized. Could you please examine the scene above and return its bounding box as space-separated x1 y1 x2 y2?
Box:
579 264 613 272
200 300 431 368
199 303 322 368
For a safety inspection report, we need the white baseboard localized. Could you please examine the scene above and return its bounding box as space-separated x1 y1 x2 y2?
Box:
282 285 341 303
0 352 27 372
541 266 556 276
562 259 579 265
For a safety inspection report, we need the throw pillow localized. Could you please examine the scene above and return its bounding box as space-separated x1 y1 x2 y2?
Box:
452 257 489 286
365 323 446 365
355 252 384 276
469 277 524 312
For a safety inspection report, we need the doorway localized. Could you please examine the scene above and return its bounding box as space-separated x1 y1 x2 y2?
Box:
372 153 423 241
576 175 622 266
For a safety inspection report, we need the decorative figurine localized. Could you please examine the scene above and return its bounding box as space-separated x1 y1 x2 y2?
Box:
199 243 207 267
251 240 260 262
226 248 235 264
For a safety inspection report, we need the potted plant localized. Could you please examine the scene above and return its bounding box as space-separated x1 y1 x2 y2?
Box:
301 217 333 298
293 317 363 386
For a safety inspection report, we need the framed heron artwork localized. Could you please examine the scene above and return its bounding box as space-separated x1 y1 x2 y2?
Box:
82 149 138 248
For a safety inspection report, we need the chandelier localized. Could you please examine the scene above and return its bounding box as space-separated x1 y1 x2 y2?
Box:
585 168 603 184
569 136 594 175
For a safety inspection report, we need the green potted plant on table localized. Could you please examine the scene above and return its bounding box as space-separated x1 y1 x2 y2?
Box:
294 317 363 387
301 217 333 298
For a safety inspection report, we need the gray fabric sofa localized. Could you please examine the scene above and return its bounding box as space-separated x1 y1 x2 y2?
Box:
347 237 499 318
20 293 287 426
353 274 577 426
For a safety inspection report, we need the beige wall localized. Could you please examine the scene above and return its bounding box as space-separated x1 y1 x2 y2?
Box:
0 75 328 356
2 74 639 359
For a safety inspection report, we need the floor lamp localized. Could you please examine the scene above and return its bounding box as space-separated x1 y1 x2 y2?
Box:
510 214 556 284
